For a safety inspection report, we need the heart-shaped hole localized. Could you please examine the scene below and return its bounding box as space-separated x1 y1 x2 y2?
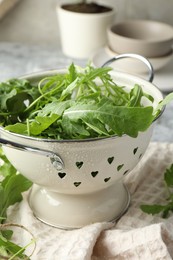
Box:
91 171 99 177
76 161 83 169
58 172 66 179
74 182 81 187
123 170 129 175
117 164 124 171
139 153 143 159
104 177 111 182
133 147 138 155
107 157 114 164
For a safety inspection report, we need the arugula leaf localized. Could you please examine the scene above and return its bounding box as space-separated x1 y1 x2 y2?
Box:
0 174 32 220
140 164 173 218
1 230 13 240
29 114 59 136
164 164 173 187
63 99 154 137
61 77 79 97
0 148 33 258
6 92 32 113
156 92 173 112
0 150 16 178
61 117 90 138
83 117 109 137
129 84 144 107
1 64 172 140
0 79 39 127
38 100 73 117
0 235 26 259
4 123 28 135
140 204 167 215
0 89 17 111
66 63 78 83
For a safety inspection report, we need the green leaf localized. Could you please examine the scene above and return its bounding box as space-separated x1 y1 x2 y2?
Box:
156 92 173 112
0 236 26 258
141 164 173 218
38 100 73 117
63 100 154 137
129 84 144 107
1 230 13 240
61 117 90 138
0 149 17 177
83 65 112 81
83 118 109 136
0 79 37 111
29 114 59 135
6 92 33 113
0 63 169 140
164 164 173 187
67 63 77 83
0 174 32 220
5 123 28 135
61 77 79 97
0 147 32 258
0 89 17 111
110 106 154 137
140 204 167 215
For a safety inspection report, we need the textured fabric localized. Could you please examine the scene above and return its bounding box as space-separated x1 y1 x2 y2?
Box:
6 142 173 259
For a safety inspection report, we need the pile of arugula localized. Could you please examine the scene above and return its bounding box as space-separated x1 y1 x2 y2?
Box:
0 63 172 140
0 148 32 259
141 164 173 218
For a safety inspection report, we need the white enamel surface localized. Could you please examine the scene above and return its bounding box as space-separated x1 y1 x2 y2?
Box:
2 126 153 195
29 182 130 228
2 126 154 194
56 5 115 59
0 70 163 228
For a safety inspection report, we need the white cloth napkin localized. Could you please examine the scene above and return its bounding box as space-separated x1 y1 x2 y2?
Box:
7 142 173 260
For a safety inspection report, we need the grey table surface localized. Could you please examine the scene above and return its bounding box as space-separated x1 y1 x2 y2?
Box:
0 42 172 143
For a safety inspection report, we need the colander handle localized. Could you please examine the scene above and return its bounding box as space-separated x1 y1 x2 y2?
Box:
101 53 154 82
0 137 64 170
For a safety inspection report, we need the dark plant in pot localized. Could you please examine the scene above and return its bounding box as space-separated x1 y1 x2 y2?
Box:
61 0 113 13
57 1 115 59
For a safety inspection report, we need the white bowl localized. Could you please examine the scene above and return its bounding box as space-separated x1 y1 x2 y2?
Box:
0 69 163 229
105 46 173 73
107 20 173 57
